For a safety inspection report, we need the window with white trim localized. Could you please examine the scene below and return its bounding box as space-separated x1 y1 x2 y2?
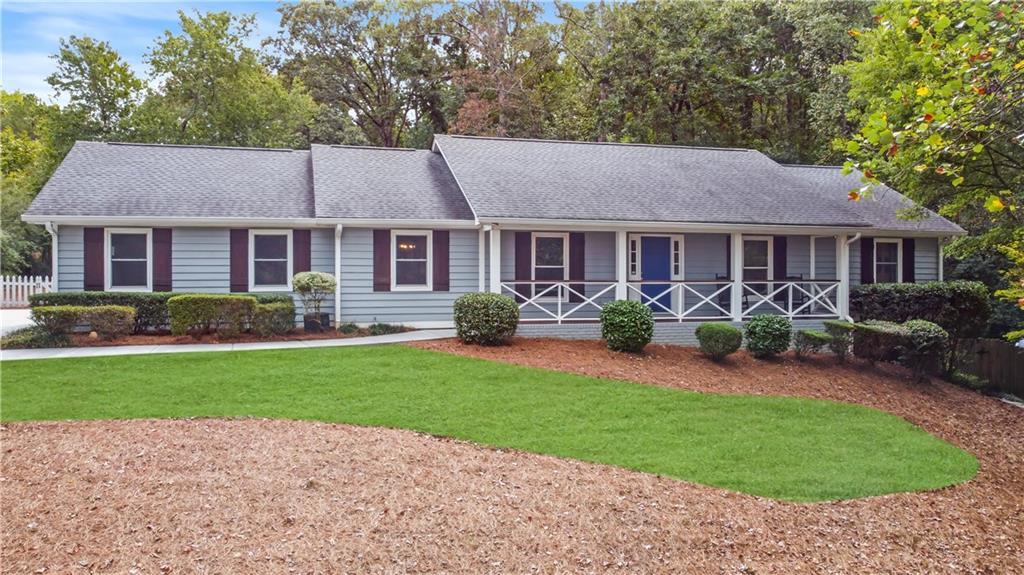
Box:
628 236 639 279
250 230 292 291
106 228 151 291
392 230 432 290
874 238 901 283
532 232 568 300
743 237 773 294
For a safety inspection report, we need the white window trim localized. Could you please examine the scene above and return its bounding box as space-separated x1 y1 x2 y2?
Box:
873 238 903 283
742 236 774 281
628 234 684 281
531 232 569 301
391 229 433 291
104 227 152 292
249 229 293 292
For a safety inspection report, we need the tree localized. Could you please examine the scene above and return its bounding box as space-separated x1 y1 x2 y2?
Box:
46 36 143 138
138 10 315 148
273 0 449 147
839 0 1024 330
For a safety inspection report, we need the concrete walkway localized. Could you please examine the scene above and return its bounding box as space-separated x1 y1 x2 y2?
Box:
0 328 456 362
0 308 33 336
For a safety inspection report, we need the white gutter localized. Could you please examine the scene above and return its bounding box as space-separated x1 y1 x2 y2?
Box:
841 232 862 322
44 221 58 289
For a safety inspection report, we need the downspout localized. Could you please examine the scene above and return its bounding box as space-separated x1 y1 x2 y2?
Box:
44 222 58 291
333 224 343 328
841 233 862 322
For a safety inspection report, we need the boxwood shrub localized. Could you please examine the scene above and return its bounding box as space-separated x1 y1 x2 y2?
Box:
852 320 906 363
251 302 295 337
823 319 855 362
600 300 654 353
852 319 948 381
744 314 792 358
167 294 257 338
82 306 135 340
29 291 291 333
31 305 87 336
453 292 519 345
850 280 989 373
793 329 831 360
694 322 742 361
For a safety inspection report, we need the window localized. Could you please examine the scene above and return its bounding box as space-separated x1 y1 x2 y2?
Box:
249 230 292 291
874 238 901 283
391 230 432 290
743 237 773 294
532 232 568 300
106 228 151 291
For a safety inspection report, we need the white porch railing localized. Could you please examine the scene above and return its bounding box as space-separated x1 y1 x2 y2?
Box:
625 280 733 321
500 281 616 323
740 280 840 319
1 275 52 307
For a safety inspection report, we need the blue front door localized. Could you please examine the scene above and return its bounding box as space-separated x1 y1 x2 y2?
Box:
641 236 672 312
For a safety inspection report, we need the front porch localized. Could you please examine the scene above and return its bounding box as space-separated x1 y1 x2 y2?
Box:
483 228 854 326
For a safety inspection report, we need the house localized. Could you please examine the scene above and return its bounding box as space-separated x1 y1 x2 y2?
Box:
22 135 963 343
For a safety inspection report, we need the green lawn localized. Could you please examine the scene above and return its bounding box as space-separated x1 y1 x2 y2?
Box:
0 345 977 501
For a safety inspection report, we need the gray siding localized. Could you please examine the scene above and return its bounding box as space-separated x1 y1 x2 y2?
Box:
57 225 84 290
813 237 837 279
339 227 478 325
172 228 230 292
914 237 939 281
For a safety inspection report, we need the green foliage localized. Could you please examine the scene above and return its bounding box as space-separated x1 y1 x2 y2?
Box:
82 305 135 340
46 36 143 135
823 319 855 361
31 305 87 335
794 329 832 360
695 322 742 361
166 294 256 338
251 302 296 337
744 315 792 359
292 271 335 317
852 320 906 364
0 326 69 349
337 322 361 335
453 292 519 346
367 323 406 336
901 320 949 381
850 280 990 373
600 300 654 353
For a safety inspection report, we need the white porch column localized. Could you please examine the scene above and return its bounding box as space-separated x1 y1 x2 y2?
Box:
837 234 849 319
333 224 343 327
615 230 628 300
45 222 58 291
478 227 486 292
488 226 502 294
730 232 743 322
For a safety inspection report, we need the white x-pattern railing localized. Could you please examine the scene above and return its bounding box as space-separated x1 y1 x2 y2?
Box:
625 281 733 321
740 281 840 319
500 281 617 323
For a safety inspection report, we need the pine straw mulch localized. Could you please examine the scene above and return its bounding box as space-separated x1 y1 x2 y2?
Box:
0 339 1020 574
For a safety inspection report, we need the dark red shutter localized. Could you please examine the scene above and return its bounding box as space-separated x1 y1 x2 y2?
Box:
152 228 172 292
293 229 311 274
514 232 531 302
860 237 874 284
568 232 585 303
83 227 104 291
772 236 788 302
432 230 450 291
373 230 391 292
902 238 915 283
230 229 249 292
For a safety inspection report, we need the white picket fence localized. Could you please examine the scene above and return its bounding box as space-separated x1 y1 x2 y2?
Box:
1 275 52 307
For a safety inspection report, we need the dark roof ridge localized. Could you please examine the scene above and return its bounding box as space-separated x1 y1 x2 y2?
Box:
781 163 843 169
103 141 296 152
326 144 419 151
438 134 753 153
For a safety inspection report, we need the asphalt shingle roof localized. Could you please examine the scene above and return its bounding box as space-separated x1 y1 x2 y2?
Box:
433 135 869 227
25 141 314 219
310 144 475 220
783 165 964 234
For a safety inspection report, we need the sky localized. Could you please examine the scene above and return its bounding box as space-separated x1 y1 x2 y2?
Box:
1 1 296 102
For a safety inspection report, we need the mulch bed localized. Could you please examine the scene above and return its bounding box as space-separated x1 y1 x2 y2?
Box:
2 338 1022 573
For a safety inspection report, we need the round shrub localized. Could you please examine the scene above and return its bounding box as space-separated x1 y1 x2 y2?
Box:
31 305 87 335
252 302 295 337
695 322 742 361
901 319 949 381
793 329 831 360
453 292 519 345
293 271 336 317
744 314 792 358
823 319 855 362
600 300 654 353
83 305 135 340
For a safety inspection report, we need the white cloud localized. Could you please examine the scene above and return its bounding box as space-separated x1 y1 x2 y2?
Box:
0 52 62 102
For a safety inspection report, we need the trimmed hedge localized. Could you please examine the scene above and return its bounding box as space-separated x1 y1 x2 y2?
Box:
83 306 135 340
31 305 86 335
793 329 831 360
850 280 989 373
823 319 855 362
852 319 948 381
453 292 519 345
852 320 905 363
744 315 792 358
695 322 742 361
251 302 295 337
167 294 257 338
600 300 654 353
0 326 70 349
28 291 291 333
